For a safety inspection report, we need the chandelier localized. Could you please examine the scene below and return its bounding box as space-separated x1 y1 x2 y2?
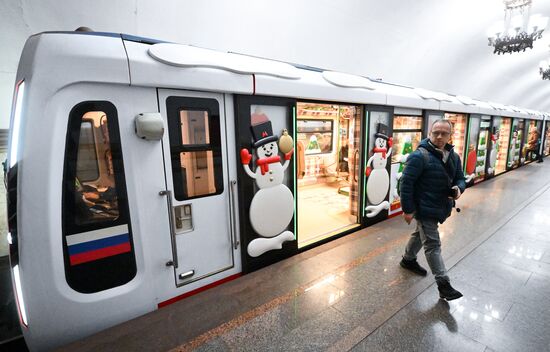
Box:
487 0 548 54
540 60 550 80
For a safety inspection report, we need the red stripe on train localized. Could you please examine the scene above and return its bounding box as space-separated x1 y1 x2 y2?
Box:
69 242 131 265
158 273 242 308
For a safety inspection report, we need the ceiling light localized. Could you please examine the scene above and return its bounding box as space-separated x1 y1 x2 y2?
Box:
488 0 548 54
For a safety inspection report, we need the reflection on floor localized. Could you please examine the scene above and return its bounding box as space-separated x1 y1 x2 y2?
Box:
58 161 550 352
298 181 356 248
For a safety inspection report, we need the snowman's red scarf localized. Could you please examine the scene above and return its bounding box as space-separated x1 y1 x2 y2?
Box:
256 155 281 175
373 147 388 159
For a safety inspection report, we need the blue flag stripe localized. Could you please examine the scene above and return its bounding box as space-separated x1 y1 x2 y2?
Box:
68 233 130 255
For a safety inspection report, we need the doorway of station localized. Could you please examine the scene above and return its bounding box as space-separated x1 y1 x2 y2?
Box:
296 102 362 248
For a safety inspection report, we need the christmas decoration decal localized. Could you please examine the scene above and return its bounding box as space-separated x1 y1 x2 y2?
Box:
365 123 392 217
390 134 413 211
241 113 294 257
465 143 477 183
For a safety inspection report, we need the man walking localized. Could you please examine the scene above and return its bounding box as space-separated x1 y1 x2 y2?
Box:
398 119 466 301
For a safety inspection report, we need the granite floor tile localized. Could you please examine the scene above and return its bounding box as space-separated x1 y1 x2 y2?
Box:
448 304 525 352
452 301 550 352
468 239 510 262
331 271 427 327
444 281 514 322
451 257 532 294
499 224 550 239
487 235 550 255
275 307 355 351
219 304 294 352
277 276 347 330
499 302 550 350
350 298 486 352
510 273 550 311
162 293 251 344
192 337 229 352
500 251 550 278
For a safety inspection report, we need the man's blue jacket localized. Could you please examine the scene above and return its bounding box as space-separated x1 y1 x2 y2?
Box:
400 138 466 224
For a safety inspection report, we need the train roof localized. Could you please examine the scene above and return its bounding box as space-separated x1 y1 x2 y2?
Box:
22 31 549 120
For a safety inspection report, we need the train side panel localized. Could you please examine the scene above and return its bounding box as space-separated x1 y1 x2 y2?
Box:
13 34 164 351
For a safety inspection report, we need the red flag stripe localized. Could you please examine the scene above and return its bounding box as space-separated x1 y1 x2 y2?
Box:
69 242 131 265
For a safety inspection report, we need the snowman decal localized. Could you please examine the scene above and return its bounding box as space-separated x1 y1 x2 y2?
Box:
240 114 295 257
365 123 393 218
488 128 498 175
508 127 518 167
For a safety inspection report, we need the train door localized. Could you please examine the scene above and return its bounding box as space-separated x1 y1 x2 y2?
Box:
507 118 523 170
492 116 511 175
472 116 491 183
523 119 538 164
158 90 236 287
295 102 363 248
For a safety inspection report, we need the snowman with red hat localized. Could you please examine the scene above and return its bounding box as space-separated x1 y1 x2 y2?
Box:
365 123 392 217
240 113 294 257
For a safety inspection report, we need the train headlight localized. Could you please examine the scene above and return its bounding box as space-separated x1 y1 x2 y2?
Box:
13 264 28 327
7 232 12 245
9 80 25 168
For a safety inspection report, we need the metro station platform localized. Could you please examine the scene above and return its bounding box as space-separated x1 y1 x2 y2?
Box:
61 161 550 352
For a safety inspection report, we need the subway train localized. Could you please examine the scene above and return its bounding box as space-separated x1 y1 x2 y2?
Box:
6 30 548 351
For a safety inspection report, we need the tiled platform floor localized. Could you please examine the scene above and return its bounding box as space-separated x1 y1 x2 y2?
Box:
59 160 550 352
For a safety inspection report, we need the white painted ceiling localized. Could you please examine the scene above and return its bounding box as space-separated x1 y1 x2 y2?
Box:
1 0 549 128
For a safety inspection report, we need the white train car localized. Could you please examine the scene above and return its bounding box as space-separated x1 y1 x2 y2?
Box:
6 30 547 350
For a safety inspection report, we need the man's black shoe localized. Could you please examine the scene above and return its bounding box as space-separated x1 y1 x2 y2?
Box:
400 258 427 276
437 281 463 301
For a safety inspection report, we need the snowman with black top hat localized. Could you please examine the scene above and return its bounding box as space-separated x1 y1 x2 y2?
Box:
240 113 295 257
365 123 392 217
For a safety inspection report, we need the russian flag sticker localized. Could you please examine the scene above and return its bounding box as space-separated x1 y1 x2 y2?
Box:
67 225 131 266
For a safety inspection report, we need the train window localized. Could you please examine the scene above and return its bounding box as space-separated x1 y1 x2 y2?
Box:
76 120 100 182
73 112 119 225
179 110 210 145
63 101 136 293
176 149 217 197
166 97 224 201
297 119 334 155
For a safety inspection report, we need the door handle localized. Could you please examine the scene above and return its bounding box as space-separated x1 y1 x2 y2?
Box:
159 190 179 269
229 179 239 250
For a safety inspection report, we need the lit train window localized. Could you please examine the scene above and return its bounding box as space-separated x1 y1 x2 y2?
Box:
296 119 334 155
76 119 100 182
73 113 119 225
63 101 136 293
166 97 224 201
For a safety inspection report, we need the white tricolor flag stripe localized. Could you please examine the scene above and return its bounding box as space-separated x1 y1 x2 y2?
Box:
67 224 129 246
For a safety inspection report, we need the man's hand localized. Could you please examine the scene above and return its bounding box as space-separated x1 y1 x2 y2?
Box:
451 186 461 200
403 212 414 225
